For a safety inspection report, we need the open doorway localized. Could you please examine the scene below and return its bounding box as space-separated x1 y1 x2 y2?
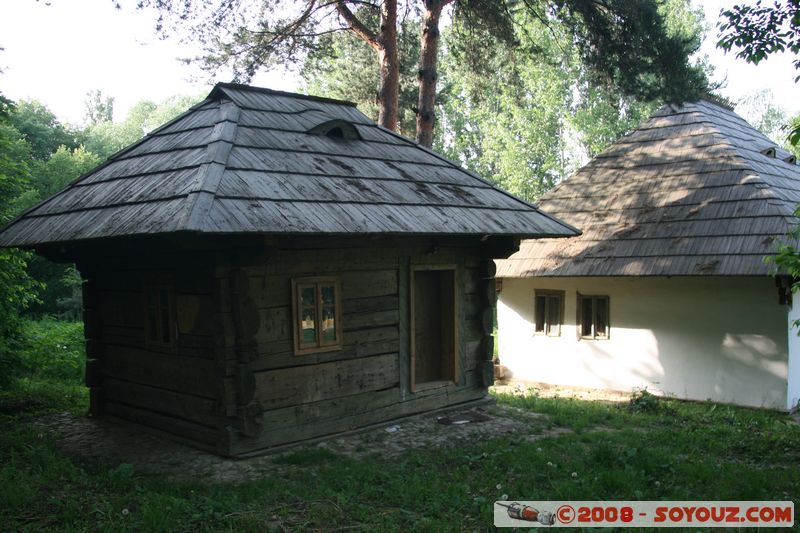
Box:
411 267 457 390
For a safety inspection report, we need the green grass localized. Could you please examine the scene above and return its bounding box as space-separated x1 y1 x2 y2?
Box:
1 320 799 531
0 319 87 420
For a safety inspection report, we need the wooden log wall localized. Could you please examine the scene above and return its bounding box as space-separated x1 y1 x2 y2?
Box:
80 245 224 452
74 234 500 456
221 237 493 456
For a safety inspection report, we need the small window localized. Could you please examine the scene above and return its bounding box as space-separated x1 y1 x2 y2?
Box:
307 119 361 140
578 294 609 340
534 290 564 337
292 277 342 355
144 284 175 347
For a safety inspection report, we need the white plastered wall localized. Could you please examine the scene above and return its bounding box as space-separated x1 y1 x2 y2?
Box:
497 276 790 410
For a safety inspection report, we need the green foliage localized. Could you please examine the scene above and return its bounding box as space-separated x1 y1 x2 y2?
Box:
302 10 421 138
28 145 101 202
139 0 707 145
83 89 115 126
737 88 790 144
718 0 800 149
718 0 800 79
83 94 201 159
554 0 708 103
437 12 574 201
569 87 657 159
0 95 40 382
627 388 667 414
789 112 800 154
0 251 41 383
0 318 86 418
16 145 99 319
7 100 78 161
435 0 704 201
15 319 85 382
0 123 32 222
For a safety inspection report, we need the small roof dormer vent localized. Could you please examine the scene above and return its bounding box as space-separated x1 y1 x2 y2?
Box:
784 154 797 165
308 119 362 141
760 146 777 158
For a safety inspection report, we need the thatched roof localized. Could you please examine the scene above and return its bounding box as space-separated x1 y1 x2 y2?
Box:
496 99 800 278
0 83 576 248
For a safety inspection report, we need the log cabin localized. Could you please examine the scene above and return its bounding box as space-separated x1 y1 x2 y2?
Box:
0 83 576 456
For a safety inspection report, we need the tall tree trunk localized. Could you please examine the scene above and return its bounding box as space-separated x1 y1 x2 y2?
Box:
416 0 449 148
377 0 399 131
336 0 399 131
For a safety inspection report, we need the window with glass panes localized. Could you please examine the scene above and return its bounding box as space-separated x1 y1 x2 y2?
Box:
534 290 564 336
144 284 175 348
578 294 609 340
291 277 342 354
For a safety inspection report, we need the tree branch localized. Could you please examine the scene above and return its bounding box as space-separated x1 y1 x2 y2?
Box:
335 0 382 50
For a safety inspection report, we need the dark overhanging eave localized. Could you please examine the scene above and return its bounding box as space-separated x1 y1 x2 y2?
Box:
0 227 579 251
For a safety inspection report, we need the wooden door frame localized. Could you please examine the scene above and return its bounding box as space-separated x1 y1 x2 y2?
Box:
409 264 459 392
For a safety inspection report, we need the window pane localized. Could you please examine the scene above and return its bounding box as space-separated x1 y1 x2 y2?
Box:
321 305 337 342
300 286 316 306
595 298 608 338
534 295 546 333
300 307 317 345
547 295 560 336
321 285 336 305
581 298 593 337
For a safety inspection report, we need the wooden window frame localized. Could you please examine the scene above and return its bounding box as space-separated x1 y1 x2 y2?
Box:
143 283 176 349
577 293 610 340
291 276 343 355
533 289 564 337
410 264 459 392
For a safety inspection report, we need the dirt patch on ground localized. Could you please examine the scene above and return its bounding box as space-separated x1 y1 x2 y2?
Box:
493 381 634 403
30 400 565 484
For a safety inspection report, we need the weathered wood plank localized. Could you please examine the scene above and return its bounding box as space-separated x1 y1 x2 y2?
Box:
99 290 144 328
103 345 218 398
105 401 220 446
231 383 485 455
252 353 399 410
259 387 401 431
342 294 398 314
342 309 399 331
245 325 400 373
104 377 220 427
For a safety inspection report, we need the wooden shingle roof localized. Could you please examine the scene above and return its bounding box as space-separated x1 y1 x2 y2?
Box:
0 83 576 248
496 99 800 278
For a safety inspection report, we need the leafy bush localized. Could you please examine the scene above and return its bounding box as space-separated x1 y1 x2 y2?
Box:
17 319 85 382
628 388 663 413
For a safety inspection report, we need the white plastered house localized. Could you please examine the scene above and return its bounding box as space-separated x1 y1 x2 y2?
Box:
495 98 800 410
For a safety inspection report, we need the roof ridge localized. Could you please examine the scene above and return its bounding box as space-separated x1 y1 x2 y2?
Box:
211 82 358 108
178 98 241 232
699 93 736 111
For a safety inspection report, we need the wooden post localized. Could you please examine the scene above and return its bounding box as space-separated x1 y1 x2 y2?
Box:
478 259 496 387
229 268 264 438
398 256 410 399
